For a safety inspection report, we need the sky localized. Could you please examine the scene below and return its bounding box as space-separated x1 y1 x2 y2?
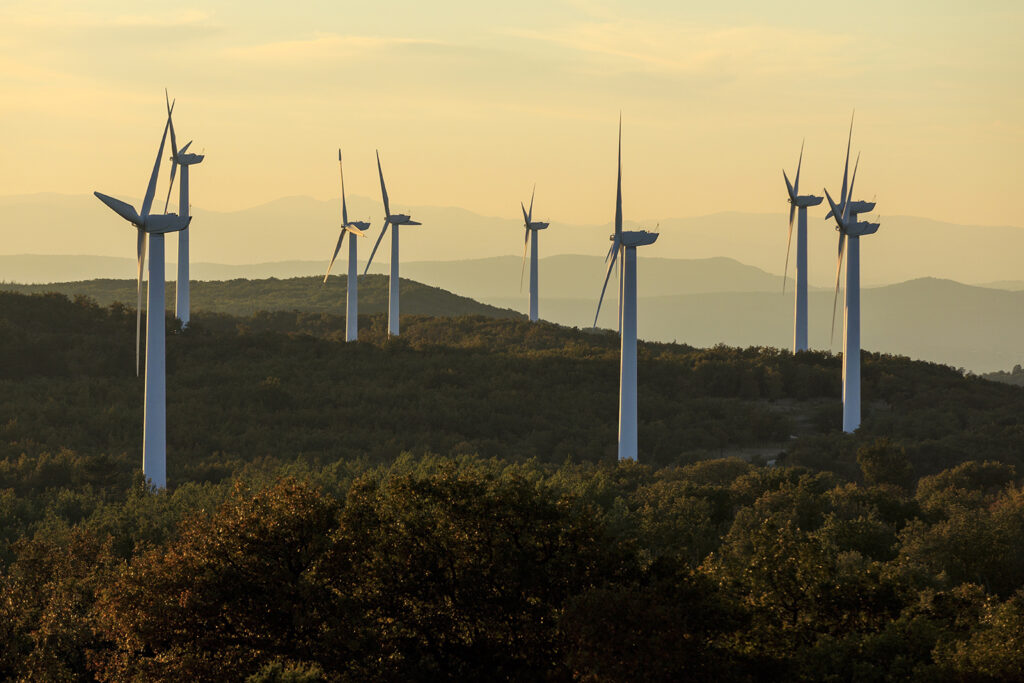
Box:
1 0 1021 228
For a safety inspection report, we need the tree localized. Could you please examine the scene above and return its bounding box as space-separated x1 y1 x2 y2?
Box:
92 479 347 681
324 466 632 680
858 439 914 490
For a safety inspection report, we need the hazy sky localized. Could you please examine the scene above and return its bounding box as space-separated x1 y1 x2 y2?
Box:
1 0 1021 227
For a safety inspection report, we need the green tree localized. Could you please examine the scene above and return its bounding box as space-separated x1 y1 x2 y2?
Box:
858 439 914 490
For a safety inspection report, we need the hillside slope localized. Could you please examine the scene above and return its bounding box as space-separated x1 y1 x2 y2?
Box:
0 275 523 319
1 291 1022 484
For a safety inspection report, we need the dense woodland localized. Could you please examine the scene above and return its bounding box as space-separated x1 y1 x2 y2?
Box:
1 289 1023 681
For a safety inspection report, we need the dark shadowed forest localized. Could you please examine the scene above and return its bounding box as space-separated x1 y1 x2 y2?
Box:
1 290 1023 681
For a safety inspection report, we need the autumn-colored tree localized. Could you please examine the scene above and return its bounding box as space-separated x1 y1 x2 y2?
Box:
325 466 634 680
92 479 346 681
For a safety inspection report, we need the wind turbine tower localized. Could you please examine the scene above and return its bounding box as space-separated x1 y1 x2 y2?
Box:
94 99 190 488
162 94 204 327
324 150 370 341
364 150 421 336
519 186 549 322
593 118 658 462
782 141 823 352
824 149 879 434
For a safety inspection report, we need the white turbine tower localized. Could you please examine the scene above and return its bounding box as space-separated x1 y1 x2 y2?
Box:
161 94 205 328
364 150 421 336
94 100 190 489
593 118 658 462
824 153 880 433
519 186 549 322
782 141 823 352
324 150 370 341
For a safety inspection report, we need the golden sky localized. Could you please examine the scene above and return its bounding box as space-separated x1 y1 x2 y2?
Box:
1 0 1021 227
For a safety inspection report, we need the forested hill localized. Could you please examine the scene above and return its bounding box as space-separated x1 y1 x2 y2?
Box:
2 290 1023 481
2 291 1024 680
0 274 522 319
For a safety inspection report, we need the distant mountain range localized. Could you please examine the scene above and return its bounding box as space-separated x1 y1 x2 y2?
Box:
2 192 1024 286
520 277 1024 374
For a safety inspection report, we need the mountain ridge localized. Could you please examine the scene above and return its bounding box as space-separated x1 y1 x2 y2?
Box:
2 193 1022 286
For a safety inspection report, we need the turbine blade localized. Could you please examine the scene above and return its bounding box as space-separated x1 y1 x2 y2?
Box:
376 150 391 219
794 139 804 196
520 229 529 293
163 160 178 214
166 98 178 158
162 94 179 213
364 220 390 275
615 116 623 238
141 103 173 218
528 184 535 224
840 111 853 206
842 153 860 225
830 233 846 346
604 239 616 264
339 149 348 227
94 192 141 225
783 216 794 294
521 201 530 227
593 244 620 328
325 231 346 283
823 188 839 220
617 251 623 335
783 169 796 201
345 225 368 237
136 229 146 376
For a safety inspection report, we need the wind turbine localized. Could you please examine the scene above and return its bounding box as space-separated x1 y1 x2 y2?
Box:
324 150 370 341
519 185 549 322
161 93 205 327
824 154 880 433
782 141 823 352
94 99 190 489
593 118 658 462
363 150 421 336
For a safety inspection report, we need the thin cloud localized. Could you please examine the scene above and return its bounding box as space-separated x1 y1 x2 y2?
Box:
108 9 213 28
0 7 214 30
511 19 850 78
224 34 448 63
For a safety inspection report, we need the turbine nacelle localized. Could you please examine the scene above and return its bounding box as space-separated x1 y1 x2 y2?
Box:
94 192 190 233
844 220 880 237
791 195 824 208
614 230 659 248
823 189 880 237
824 200 875 220
527 221 550 230
145 213 192 234
172 141 204 166
176 152 205 166
846 199 875 215
387 214 420 226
